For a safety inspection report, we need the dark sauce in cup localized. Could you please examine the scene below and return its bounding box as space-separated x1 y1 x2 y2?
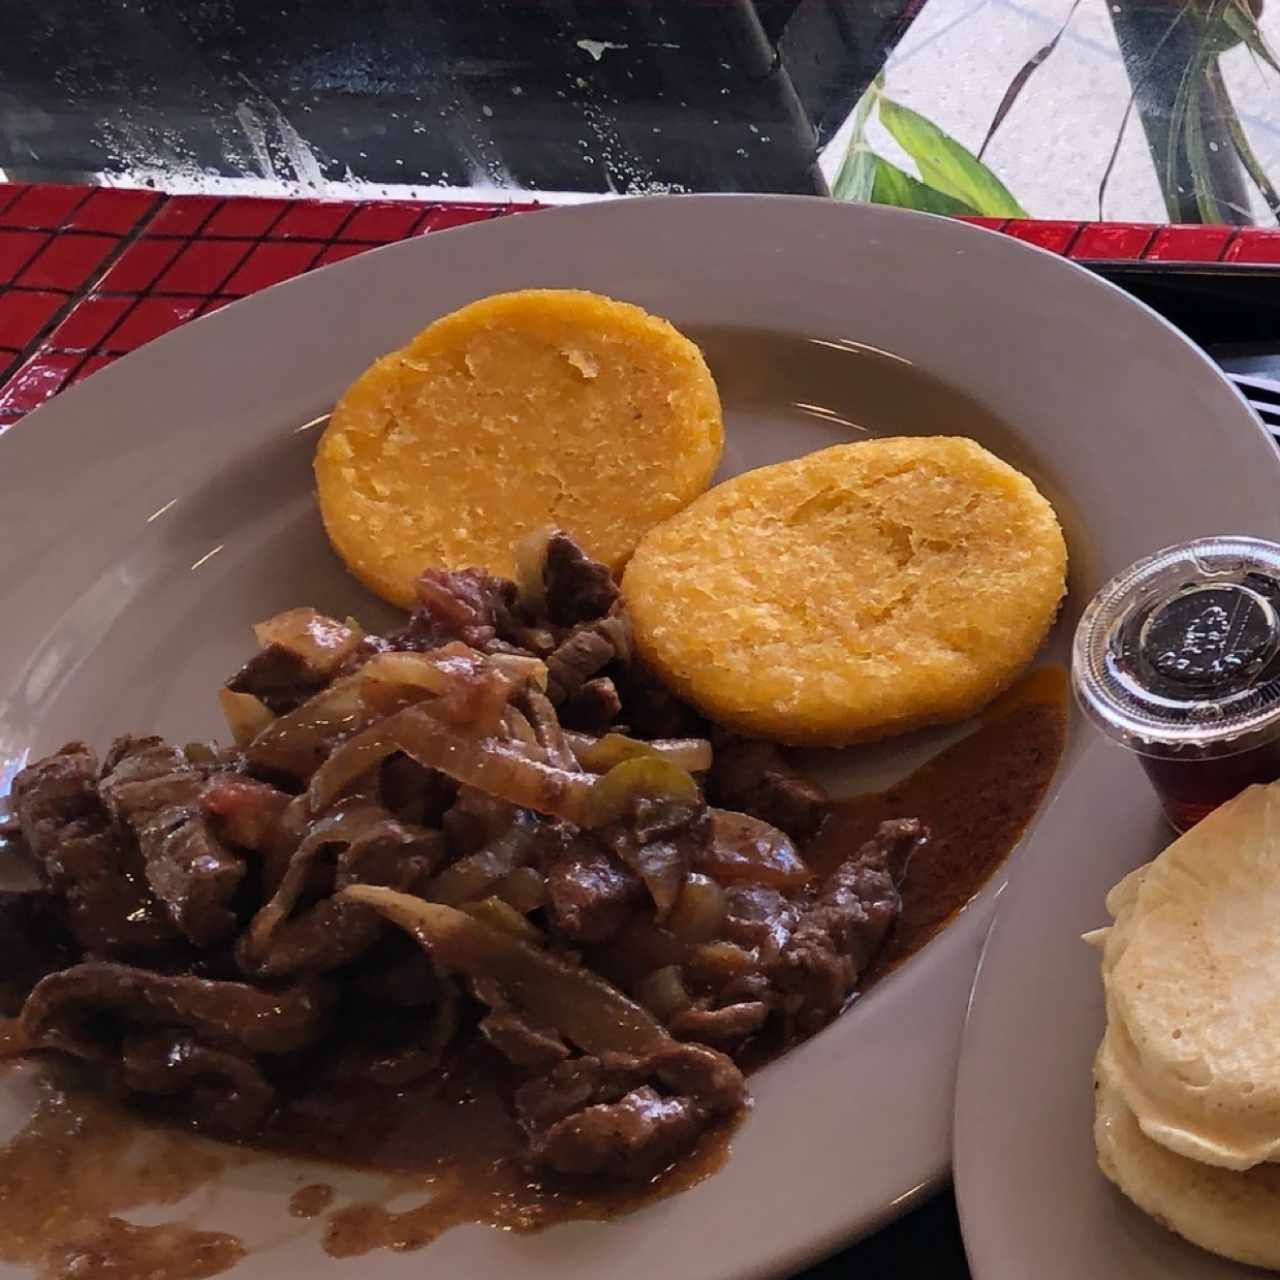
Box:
1073 538 1280 831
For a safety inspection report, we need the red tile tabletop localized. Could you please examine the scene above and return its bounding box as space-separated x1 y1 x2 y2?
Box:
0 181 1276 434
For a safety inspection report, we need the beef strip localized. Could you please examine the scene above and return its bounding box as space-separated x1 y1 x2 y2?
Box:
99 737 247 947
705 737 829 842
557 676 623 732
379 754 457 827
120 1029 275 1136
388 568 520 653
334 818 445 893
238 899 384 980
669 1001 769 1046
611 662 706 740
514 1041 745 1178
471 978 570 1070
324 984 459 1087
722 884 799 964
201 775 292 851
542 532 619 626
771 818 927 1030
21 961 333 1059
238 808 442 979
547 845 644 943
545 615 631 705
226 643 328 715
0 890 78 1016
10 742 178 952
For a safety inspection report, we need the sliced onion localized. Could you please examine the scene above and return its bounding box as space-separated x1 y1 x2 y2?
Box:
307 725 400 813
585 756 700 828
359 650 512 734
219 688 275 748
503 707 543 757
632 965 692 1023
341 887 667 1056
488 653 549 691
513 526 553 616
461 896 544 945
666 873 728 944
391 705 595 824
247 676 369 778
687 940 759 987
567 732 713 775
240 803 386 969
254 607 364 675
494 866 548 913
621 839 686 922
424 811 540 906
699 809 814 889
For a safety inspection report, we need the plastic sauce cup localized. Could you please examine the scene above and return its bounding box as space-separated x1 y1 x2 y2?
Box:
1072 536 1280 832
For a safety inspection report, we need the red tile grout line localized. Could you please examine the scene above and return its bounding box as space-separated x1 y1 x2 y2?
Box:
0 191 157 389
0 192 517 416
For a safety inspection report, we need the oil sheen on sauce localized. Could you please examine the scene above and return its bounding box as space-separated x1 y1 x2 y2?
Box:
0 667 1065 1277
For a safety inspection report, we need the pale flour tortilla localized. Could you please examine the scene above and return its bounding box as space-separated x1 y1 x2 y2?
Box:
1094 781 1280 1171
1095 1049 1280 1270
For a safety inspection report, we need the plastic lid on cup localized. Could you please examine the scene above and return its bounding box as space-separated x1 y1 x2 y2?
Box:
1072 536 1280 756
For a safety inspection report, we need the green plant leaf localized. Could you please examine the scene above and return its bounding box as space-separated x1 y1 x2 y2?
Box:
979 0 1084 159
878 96 1027 217
832 77 882 202
1223 0 1280 74
869 155 981 216
832 81 879 201
1207 58 1280 222
1183 65 1228 222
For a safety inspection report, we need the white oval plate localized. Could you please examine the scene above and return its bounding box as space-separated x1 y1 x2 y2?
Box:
1 195 1274 1280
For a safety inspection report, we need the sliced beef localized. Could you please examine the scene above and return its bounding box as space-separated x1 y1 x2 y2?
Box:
669 1001 769 1046
238 899 384 980
324 984 459 1087
542 532 619 627
226 643 328 715
99 737 246 947
706 738 828 842
21 961 333 1059
349 947 440 1008
120 1029 275 1136
531 1087 705 1178
723 884 799 963
547 845 644 943
201 775 292 851
379 754 457 827
545 615 631 705
481 1009 571 1070
600 797 710 923
515 1041 745 1178
771 818 926 1030
389 568 520 653
238 807 441 979
0 890 78 1016
611 662 706 740
334 817 445 893
10 742 178 952
558 676 623 733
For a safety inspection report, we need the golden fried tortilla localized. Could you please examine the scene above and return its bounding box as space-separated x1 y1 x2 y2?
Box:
621 436 1067 746
315 289 723 607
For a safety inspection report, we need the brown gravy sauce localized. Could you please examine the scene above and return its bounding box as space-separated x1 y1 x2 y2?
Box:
0 669 1065 1276
0 1067 248 1279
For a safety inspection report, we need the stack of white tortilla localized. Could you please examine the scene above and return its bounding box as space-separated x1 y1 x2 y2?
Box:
1087 780 1280 1270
